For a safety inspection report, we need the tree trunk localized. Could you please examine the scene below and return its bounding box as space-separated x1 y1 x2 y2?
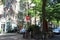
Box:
42 0 48 32
42 0 48 39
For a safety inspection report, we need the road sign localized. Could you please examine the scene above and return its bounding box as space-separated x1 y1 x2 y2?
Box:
26 16 30 21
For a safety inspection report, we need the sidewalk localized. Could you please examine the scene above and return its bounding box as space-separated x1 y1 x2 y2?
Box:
0 33 17 36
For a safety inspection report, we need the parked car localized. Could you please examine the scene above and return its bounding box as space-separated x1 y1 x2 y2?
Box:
53 27 60 34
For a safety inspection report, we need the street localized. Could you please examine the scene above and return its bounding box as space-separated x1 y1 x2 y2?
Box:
0 33 23 40
0 33 60 40
49 35 60 40
0 33 34 40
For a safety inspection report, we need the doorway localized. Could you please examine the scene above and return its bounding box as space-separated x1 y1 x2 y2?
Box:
1 24 5 33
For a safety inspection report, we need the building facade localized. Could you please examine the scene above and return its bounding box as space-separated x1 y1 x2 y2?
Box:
0 0 20 33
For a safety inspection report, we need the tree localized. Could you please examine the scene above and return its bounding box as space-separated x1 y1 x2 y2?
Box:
28 0 42 23
52 3 60 26
40 0 50 39
29 0 48 32
46 1 60 27
42 0 48 32
44 0 60 24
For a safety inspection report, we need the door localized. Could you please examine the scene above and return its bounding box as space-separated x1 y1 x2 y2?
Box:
1 24 5 33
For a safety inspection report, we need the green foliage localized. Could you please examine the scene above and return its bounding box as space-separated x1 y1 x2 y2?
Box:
32 0 42 11
28 9 35 17
46 2 60 22
1 0 5 4
46 5 54 21
28 0 42 17
19 0 60 23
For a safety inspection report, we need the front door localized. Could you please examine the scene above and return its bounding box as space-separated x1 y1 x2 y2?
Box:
1 24 5 33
